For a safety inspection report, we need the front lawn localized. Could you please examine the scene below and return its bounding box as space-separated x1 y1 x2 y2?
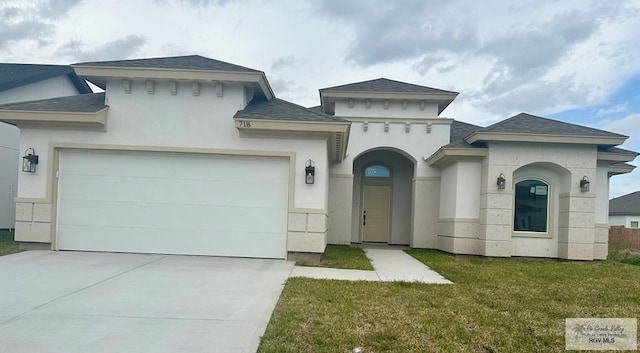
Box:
296 245 374 270
259 250 640 352
0 230 22 256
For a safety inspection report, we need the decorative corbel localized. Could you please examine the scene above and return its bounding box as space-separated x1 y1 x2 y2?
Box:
216 82 224 97
122 79 131 94
383 100 390 109
402 99 408 110
363 121 368 132
419 100 426 110
384 121 389 132
169 81 178 95
405 122 411 133
192 82 200 96
427 122 432 133
146 80 154 95
348 98 354 108
365 99 371 109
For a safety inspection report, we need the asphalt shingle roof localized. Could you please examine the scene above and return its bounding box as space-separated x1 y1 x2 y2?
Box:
478 113 626 138
610 191 640 216
235 98 347 122
450 120 481 143
599 146 639 156
0 63 91 93
0 93 106 113
74 55 260 73
320 78 457 94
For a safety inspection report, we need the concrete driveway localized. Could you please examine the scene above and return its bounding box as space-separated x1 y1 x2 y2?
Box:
0 251 294 353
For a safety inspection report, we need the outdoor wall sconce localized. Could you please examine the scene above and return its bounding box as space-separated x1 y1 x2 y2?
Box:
497 173 506 190
22 148 39 173
580 176 590 192
305 159 315 184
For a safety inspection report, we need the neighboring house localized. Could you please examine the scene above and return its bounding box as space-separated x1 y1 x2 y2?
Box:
0 55 636 260
0 64 92 229
609 191 640 228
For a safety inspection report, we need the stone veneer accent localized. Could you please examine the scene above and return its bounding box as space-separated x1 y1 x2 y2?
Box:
438 218 480 254
479 191 512 257
558 193 596 260
15 201 52 244
287 211 328 253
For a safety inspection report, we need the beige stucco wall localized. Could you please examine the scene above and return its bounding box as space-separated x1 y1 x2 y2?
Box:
15 78 331 254
438 141 607 260
437 160 481 254
327 95 450 248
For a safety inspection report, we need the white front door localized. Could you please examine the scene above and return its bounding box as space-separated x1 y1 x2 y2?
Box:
57 150 289 259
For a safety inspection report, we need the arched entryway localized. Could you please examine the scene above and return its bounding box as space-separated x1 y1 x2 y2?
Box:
351 148 415 244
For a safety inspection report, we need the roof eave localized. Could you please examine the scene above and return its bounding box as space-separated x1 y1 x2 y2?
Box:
597 151 639 163
0 107 108 129
233 117 350 133
426 146 488 166
466 132 627 146
608 163 636 176
233 117 351 162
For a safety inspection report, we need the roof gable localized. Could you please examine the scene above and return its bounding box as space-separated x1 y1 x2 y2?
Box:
74 55 260 73
609 191 640 216
0 63 91 94
480 113 626 138
465 113 628 146
319 78 458 116
0 92 106 113
320 78 457 94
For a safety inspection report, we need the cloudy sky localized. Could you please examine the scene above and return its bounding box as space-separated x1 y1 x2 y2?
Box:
1 0 639 197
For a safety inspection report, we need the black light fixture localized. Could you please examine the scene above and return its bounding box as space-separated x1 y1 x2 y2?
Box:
305 159 315 184
497 173 506 190
22 148 39 173
580 176 590 192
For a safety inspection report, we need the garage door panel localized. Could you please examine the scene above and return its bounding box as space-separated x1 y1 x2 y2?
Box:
58 225 285 258
59 199 286 232
58 151 289 259
63 152 288 183
60 174 288 207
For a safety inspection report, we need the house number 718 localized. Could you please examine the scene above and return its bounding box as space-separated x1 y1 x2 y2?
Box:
238 120 251 128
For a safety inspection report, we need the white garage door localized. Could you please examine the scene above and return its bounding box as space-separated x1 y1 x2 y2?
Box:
57 150 289 259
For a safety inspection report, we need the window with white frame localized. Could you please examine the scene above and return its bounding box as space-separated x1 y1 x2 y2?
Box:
514 179 549 232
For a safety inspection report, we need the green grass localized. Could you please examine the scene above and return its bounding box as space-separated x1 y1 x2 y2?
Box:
608 245 640 266
0 230 22 256
297 245 374 270
259 249 640 353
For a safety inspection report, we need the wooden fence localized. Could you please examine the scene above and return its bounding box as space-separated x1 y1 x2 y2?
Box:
609 227 640 250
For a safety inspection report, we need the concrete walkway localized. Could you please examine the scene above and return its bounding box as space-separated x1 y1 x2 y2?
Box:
289 247 452 284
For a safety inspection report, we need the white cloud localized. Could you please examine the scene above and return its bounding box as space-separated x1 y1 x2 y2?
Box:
596 103 628 116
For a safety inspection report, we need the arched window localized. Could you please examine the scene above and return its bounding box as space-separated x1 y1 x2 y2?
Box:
364 165 391 178
514 179 548 232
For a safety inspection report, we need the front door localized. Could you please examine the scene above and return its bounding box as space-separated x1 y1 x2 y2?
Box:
361 183 391 242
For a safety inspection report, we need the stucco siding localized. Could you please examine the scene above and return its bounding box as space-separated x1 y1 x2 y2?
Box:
335 99 439 119
0 76 79 104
